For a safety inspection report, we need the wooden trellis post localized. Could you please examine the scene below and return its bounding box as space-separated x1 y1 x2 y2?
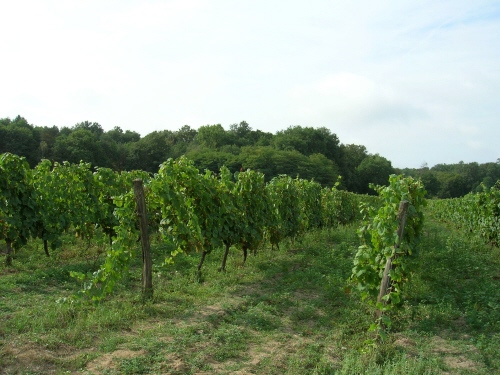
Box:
133 179 153 300
375 200 409 320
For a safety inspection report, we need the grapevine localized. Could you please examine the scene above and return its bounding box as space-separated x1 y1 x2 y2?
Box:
429 182 500 246
351 174 426 333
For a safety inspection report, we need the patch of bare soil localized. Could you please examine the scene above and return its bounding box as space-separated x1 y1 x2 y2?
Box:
1 342 88 374
452 316 468 329
393 334 419 357
171 301 230 329
442 355 479 371
208 331 338 375
431 336 481 373
85 348 147 374
206 337 284 374
0 267 19 276
161 352 188 374
293 289 320 300
187 302 227 322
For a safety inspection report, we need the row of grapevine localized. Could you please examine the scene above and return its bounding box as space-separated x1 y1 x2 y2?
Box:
0 153 149 266
82 157 377 299
1 153 377 300
350 175 427 334
0 153 35 265
428 182 500 246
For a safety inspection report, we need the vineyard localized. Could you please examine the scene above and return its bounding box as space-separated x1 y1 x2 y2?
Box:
428 182 500 247
1 152 500 374
1 153 380 298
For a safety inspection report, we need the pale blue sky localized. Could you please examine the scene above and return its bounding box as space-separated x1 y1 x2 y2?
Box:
1 0 499 168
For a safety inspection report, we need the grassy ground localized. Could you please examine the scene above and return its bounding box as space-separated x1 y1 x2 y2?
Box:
1 216 499 374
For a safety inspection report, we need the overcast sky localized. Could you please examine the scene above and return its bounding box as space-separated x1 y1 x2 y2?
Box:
1 0 499 168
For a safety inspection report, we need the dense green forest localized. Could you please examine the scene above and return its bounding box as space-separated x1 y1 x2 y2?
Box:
1 115 499 197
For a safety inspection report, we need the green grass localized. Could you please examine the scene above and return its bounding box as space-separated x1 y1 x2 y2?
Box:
1 218 499 374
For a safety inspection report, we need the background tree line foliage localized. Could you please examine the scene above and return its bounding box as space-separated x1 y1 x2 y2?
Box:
400 161 500 198
1 115 499 196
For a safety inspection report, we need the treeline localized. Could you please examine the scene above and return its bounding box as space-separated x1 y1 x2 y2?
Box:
400 161 500 198
2 115 498 197
1 115 394 194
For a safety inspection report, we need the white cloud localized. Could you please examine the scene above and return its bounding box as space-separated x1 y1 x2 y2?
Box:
1 0 499 168
308 73 375 100
288 72 428 130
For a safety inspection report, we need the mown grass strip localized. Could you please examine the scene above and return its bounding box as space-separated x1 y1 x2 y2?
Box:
1 217 499 374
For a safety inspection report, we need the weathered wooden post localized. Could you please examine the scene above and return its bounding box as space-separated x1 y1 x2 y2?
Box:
5 239 13 266
375 200 409 320
133 179 153 300
43 239 50 257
